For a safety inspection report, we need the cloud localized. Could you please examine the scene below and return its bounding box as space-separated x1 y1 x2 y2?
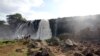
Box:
0 0 44 13
0 0 100 21
0 0 50 20
56 0 100 17
22 11 55 20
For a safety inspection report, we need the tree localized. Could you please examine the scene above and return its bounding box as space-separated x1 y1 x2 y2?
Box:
6 13 27 28
0 20 5 25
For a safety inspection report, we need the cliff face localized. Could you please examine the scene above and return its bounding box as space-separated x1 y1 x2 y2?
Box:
0 18 79 40
0 20 41 40
0 14 100 40
49 18 74 37
0 25 14 40
0 19 72 40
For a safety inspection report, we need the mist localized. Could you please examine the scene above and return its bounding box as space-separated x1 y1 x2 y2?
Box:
0 14 100 41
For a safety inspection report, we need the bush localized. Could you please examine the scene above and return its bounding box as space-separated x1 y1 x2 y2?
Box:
46 38 59 46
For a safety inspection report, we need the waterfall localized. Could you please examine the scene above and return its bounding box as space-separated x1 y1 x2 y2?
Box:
14 21 36 39
14 20 52 40
36 20 52 40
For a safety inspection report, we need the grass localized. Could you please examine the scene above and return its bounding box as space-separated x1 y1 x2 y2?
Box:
0 39 84 56
0 40 16 44
0 40 28 56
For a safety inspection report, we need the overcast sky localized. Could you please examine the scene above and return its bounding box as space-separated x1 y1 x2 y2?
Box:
0 0 100 21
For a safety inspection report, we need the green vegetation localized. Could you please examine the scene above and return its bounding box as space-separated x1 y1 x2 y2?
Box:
0 40 16 45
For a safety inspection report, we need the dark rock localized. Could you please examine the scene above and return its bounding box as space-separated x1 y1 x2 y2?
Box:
15 49 23 52
23 41 29 45
74 53 83 56
86 53 93 56
95 49 100 55
27 49 36 56
35 51 49 56
27 43 37 48
23 35 31 40
27 48 49 56
82 48 90 55
35 52 42 56
82 48 95 56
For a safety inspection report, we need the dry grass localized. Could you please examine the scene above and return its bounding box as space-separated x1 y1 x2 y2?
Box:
0 39 100 56
0 41 27 56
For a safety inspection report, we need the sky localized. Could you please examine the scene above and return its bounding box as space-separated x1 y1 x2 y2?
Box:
0 0 100 21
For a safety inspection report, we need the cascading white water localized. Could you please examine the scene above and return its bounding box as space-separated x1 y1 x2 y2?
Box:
14 22 36 39
36 20 52 40
14 20 52 40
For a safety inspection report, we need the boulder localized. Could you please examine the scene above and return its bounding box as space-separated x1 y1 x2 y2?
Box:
65 39 77 46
